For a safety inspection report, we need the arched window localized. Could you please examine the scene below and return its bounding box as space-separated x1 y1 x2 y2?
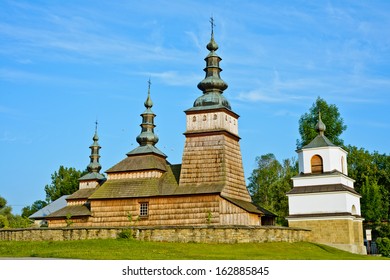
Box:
311 155 323 174
351 205 357 215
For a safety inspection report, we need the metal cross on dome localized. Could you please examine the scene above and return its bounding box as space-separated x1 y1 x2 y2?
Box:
148 78 151 90
210 16 216 35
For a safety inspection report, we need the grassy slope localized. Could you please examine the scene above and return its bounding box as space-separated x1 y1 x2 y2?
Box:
0 239 387 260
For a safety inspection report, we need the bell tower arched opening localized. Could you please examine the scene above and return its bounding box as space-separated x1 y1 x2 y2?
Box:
311 155 323 174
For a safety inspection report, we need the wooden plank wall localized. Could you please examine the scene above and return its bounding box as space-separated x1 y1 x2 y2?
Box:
219 197 260 225
89 194 220 227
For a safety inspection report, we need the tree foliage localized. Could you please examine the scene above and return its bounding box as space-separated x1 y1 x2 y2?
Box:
44 166 85 202
376 237 390 257
21 200 48 218
297 96 347 149
346 145 390 222
0 196 32 228
248 154 298 225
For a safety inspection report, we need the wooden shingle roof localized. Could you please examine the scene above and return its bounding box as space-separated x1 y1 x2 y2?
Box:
46 205 91 218
67 188 97 200
287 183 360 196
105 154 167 173
222 196 276 216
90 164 178 199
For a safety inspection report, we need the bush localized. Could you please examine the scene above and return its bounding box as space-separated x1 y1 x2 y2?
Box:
0 215 9 228
376 237 390 257
117 229 133 239
376 223 390 238
8 215 33 228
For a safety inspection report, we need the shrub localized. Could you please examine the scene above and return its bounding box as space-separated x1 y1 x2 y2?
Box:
376 237 390 257
0 215 9 228
117 229 133 240
65 214 73 227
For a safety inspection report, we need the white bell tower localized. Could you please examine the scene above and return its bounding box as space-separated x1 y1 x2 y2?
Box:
287 114 366 254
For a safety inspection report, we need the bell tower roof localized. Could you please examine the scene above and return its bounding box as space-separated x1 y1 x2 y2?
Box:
189 17 231 111
126 80 166 158
301 112 335 149
79 121 105 182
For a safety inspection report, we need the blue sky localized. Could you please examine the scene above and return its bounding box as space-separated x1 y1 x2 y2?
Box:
1 0 389 214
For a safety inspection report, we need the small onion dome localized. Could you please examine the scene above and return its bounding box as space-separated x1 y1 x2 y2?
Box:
316 112 326 135
136 83 159 146
193 92 231 109
207 34 219 52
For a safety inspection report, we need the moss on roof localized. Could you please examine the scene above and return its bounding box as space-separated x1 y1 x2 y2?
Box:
67 188 97 200
105 154 167 173
46 205 91 218
301 134 336 149
88 178 162 199
79 172 105 181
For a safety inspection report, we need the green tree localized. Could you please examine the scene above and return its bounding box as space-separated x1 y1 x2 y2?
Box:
21 200 48 218
0 196 12 217
297 96 347 149
44 166 85 202
248 154 298 225
360 176 388 223
0 196 7 209
0 196 12 228
0 215 8 228
0 196 32 228
346 145 390 221
7 215 32 228
248 153 282 209
271 158 298 225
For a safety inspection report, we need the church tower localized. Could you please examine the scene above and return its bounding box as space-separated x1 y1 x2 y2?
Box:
78 122 106 189
287 114 366 254
102 80 168 180
178 19 252 202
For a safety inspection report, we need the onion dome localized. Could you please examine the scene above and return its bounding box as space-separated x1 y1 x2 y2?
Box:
136 80 159 146
316 112 326 136
87 122 102 173
193 18 230 110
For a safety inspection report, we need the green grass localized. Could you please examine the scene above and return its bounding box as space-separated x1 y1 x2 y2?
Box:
0 239 387 260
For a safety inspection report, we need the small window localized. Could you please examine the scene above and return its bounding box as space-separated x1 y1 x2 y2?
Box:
311 155 323 174
139 202 149 217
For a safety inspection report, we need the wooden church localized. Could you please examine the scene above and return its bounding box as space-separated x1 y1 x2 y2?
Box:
45 28 275 227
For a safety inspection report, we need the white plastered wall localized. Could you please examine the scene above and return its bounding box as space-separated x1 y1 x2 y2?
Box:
298 146 348 175
288 192 361 215
186 111 238 136
292 174 355 188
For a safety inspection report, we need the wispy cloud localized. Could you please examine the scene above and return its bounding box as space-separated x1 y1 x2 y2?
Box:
235 89 307 103
0 131 32 144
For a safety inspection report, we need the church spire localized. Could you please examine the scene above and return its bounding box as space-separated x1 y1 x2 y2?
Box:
135 79 159 147
193 17 230 110
87 121 102 173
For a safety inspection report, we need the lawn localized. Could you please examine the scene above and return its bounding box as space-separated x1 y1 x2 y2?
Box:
0 239 387 260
